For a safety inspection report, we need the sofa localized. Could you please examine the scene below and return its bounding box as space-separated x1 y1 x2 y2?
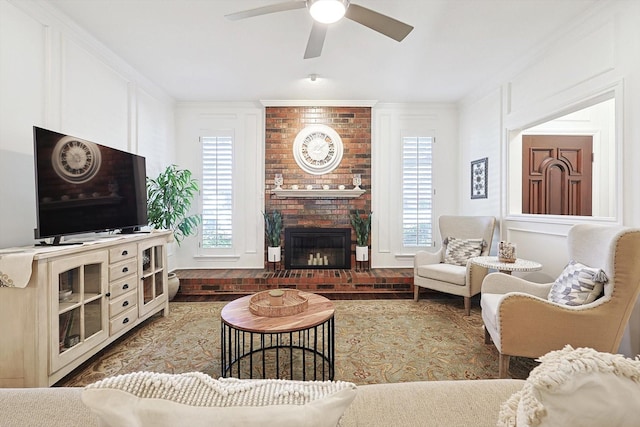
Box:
2 346 638 427
0 379 524 427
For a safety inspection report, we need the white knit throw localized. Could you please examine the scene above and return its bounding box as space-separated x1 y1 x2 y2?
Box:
497 345 640 427
85 372 356 407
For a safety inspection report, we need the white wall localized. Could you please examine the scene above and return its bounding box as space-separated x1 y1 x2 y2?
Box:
174 102 264 269
372 103 458 267
0 0 175 249
458 0 640 356
458 88 503 219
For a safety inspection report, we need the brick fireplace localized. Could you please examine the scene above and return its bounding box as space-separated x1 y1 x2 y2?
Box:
175 106 414 299
265 106 372 267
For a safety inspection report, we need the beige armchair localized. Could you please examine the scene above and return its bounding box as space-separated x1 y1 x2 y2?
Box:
481 224 640 378
414 215 496 315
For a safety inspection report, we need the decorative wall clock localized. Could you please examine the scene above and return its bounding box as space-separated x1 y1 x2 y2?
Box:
51 136 102 183
293 124 343 175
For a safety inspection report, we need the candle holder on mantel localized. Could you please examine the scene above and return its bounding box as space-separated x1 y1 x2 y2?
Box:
352 174 362 190
274 173 283 190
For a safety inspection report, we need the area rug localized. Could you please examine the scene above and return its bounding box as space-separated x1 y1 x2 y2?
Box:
56 299 536 387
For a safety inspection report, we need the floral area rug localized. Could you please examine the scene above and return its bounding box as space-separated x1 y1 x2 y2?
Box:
56 299 536 387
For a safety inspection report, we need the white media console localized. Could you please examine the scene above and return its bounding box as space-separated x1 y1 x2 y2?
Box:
0 231 171 387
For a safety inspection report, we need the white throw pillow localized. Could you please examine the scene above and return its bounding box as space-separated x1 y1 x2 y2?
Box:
81 372 357 427
443 237 484 266
497 346 640 427
547 260 607 306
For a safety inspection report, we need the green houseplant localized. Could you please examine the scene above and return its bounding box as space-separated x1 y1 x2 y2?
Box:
350 210 372 262
263 210 283 262
147 165 201 300
147 164 201 245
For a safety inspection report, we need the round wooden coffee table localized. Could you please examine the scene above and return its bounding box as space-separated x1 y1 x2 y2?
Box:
220 291 335 381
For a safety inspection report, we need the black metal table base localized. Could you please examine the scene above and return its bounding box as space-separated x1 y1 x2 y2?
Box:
221 316 335 381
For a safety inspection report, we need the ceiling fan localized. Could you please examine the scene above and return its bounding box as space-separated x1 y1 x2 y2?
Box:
225 0 414 59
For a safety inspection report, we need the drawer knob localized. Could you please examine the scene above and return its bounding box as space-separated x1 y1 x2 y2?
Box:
122 267 129 273
122 250 128 256
105 292 111 297
122 283 129 290
122 301 129 307
122 317 129 324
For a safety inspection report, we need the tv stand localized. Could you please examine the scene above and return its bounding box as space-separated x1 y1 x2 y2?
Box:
0 231 172 387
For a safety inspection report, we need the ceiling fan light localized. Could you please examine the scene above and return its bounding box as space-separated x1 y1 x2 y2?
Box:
308 0 348 24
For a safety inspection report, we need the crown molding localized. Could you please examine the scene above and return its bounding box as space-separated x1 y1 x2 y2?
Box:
260 100 377 107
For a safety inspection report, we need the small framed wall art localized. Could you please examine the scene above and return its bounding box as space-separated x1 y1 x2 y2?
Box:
471 157 488 199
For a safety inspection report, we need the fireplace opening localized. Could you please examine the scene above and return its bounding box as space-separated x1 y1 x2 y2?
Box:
285 228 351 269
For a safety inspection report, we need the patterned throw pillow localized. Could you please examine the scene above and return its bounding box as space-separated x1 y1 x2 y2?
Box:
443 237 484 266
497 346 640 427
82 372 357 427
547 260 608 306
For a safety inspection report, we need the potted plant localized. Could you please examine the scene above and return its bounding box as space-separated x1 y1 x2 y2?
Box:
147 164 201 300
263 210 283 263
350 210 372 262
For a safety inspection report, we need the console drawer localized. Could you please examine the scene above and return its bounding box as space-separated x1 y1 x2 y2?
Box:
110 306 138 335
109 243 137 264
109 289 137 318
109 259 137 282
109 275 138 299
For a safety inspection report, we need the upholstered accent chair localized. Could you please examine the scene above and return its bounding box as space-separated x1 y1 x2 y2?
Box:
414 215 496 316
481 224 640 378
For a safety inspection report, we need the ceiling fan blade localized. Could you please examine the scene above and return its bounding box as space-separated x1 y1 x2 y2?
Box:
225 1 306 21
304 21 328 59
345 3 413 42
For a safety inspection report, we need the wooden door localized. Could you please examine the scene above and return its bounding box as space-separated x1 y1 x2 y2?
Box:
522 135 592 216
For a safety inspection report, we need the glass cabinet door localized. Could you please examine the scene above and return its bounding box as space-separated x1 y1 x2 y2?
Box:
138 239 167 318
50 251 108 373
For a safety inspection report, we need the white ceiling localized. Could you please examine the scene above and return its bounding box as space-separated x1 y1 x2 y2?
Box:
44 0 601 103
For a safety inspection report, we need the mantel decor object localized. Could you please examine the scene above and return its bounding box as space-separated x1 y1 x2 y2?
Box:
274 173 283 190
353 174 362 190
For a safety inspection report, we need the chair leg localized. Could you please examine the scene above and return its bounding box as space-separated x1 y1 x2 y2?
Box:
484 326 492 344
463 297 471 316
498 354 511 379
413 286 420 302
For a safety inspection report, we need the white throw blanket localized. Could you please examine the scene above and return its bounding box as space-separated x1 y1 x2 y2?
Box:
0 250 35 288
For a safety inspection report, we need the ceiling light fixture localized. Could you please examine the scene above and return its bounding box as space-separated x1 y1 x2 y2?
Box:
307 0 349 24
309 73 318 82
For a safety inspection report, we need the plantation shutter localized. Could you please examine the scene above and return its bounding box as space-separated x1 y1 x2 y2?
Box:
402 136 433 247
201 136 233 248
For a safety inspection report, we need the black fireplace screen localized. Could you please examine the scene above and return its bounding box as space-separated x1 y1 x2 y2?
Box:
284 228 351 269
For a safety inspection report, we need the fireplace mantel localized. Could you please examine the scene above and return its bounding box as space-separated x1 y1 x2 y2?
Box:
271 189 365 199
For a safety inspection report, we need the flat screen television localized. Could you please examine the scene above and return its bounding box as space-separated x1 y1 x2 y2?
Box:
33 126 148 245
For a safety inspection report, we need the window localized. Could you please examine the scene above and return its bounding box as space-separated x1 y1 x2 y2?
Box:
201 136 233 248
402 136 433 247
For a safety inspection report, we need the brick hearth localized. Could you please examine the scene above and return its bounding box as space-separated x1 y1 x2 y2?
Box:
174 268 414 299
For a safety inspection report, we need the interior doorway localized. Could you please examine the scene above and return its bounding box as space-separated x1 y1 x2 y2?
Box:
522 135 593 216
